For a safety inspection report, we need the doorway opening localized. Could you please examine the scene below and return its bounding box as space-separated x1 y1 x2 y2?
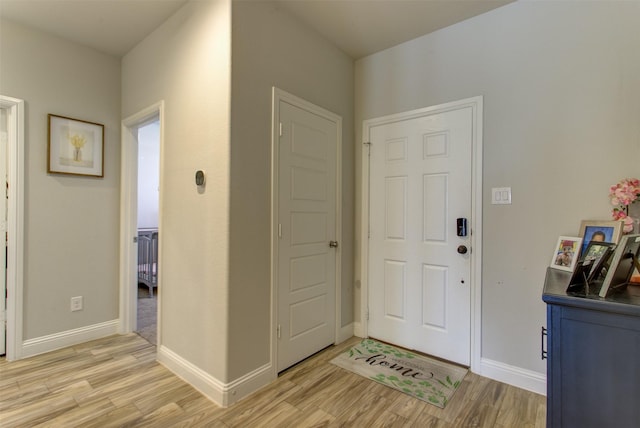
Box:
0 95 24 361
135 120 160 345
120 102 163 345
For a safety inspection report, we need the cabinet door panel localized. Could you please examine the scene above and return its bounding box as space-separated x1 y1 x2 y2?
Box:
548 305 640 428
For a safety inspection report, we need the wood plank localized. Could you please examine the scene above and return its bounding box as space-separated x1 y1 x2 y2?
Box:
0 333 546 427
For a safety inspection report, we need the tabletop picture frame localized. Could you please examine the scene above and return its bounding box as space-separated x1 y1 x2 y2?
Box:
599 234 640 298
578 220 623 257
48 114 104 177
582 241 616 283
550 236 583 272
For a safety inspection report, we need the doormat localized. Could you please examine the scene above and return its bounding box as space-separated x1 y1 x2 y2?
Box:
330 339 467 408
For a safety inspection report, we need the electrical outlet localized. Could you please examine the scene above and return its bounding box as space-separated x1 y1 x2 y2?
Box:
71 296 83 312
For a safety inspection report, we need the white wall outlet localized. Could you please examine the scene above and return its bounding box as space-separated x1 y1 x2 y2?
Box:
70 296 83 312
491 187 512 205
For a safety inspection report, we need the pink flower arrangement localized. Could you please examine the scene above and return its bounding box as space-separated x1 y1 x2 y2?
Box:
609 177 640 233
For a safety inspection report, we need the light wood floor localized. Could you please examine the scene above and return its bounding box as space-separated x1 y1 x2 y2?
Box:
0 334 546 427
136 284 157 346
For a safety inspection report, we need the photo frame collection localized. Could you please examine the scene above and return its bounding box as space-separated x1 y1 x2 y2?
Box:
552 219 639 297
48 114 104 177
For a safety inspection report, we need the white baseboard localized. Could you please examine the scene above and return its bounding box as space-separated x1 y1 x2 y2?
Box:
353 321 363 338
479 358 546 396
21 319 119 359
157 345 275 408
337 322 355 343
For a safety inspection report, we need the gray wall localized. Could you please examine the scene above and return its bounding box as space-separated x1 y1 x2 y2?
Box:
122 0 232 380
355 1 640 375
230 1 354 380
0 19 121 340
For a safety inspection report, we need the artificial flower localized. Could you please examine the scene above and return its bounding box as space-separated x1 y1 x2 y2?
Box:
610 178 640 233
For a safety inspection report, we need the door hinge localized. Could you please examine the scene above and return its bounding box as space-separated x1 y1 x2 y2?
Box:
279 122 283 137
366 308 370 321
278 223 282 238
277 324 281 339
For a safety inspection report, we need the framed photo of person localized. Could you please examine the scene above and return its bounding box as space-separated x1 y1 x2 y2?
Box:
578 220 623 257
550 236 583 272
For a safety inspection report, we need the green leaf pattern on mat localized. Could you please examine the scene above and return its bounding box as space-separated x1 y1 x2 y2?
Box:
356 339 460 407
371 373 449 405
361 338 416 359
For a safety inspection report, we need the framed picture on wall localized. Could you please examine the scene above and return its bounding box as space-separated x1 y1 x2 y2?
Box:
48 114 104 177
550 236 583 272
578 220 623 256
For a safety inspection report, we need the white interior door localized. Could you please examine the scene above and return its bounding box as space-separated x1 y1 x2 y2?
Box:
0 110 6 355
277 96 339 372
367 104 474 365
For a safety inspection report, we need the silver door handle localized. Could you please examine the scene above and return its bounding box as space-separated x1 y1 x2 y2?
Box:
329 241 339 248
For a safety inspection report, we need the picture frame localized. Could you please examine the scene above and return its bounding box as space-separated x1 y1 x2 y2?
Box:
567 241 617 294
582 241 616 283
566 260 594 295
550 236 583 272
48 114 104 177
578 220 623 256
599 234 640 297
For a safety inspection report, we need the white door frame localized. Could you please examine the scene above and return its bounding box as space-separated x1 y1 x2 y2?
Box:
270 87 342 374
119 102 164 339
0 95 25 361
360 96 483 371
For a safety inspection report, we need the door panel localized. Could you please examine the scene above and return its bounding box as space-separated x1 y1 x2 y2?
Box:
368 106 472 365
277 100 337 372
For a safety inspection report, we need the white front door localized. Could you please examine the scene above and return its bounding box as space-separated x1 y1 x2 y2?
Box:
276 92 340 372
367 101 477 365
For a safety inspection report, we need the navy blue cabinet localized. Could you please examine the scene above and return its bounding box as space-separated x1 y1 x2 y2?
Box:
543 268 640 428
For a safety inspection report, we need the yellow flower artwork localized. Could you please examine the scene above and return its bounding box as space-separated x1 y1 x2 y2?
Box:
48 114 103 177
58 125 94 168
68 133 86 161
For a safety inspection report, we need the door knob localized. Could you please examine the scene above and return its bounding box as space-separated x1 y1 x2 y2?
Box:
329 241 339 248
457 245 468 254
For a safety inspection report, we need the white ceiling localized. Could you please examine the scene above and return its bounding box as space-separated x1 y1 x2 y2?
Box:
0 0 189 57
273 0 513 59
0 0 513 59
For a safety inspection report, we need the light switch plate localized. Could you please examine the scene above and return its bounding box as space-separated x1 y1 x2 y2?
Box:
492 187 512 205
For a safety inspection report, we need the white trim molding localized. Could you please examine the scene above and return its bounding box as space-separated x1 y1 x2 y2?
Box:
0 95 25 361
479 358 547 396
21 320 119 359
338 322 355 343
157 345 275 407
